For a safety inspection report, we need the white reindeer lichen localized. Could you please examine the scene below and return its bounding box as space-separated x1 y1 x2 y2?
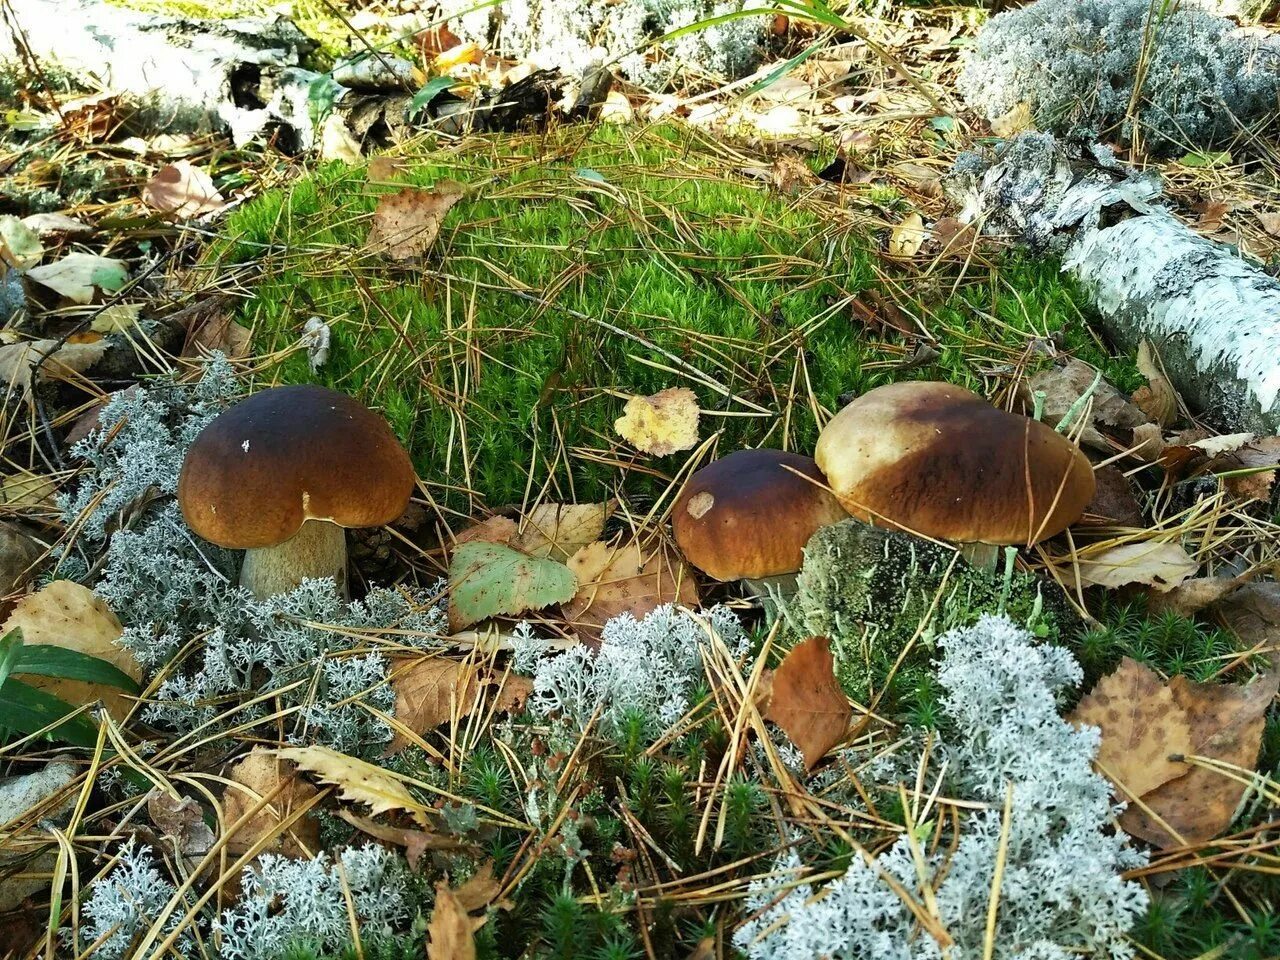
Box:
735 615 1148 960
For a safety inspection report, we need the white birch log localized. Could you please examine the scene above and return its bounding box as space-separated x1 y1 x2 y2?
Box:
946 133 1280 435
0 0 330 147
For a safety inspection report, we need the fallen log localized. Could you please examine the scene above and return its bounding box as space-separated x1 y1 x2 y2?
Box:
0 0 328 147
946 133 1280 435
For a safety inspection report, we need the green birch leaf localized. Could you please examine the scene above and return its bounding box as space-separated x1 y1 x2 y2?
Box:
448 541 577 630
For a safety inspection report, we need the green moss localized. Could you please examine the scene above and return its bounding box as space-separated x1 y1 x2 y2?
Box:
217 123 1123 514
776 519 1067 702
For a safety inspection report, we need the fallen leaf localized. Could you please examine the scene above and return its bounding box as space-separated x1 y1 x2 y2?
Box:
1212 582 1280 647
277 744 430 824
888 212 925 258
367 156 412 181
434 40 484 73
385 657 484 754
2 580 139 720
455 516 518 547
1119 668 1280 848
26 254 128 304
1130 422 1165 462
1069 657 1193 799
563 539 699 643
90 303 142 334
1072 542 1199 592
990 101 1036 138
1082 465 1144 526
415 22 464 59
614 387 700 456
1256 210 1280 237
183 309 252 361
928 216 978 260
1026 360 1149 452
770 155 817 195
20 212 91 237
147 791 215 858
367 181 465 261
222 748 321 859
848 289 916 340
1147 576 1249 618
318 113 363 165
511 502 614 562
448 541 578 631
338 811 476 869
1192 199 1230 235
0 470 58 506
142 161 226 218
426 883 483 960
1132 340 1178 427
0 215 44 269
763 636 852 770
0 337 108 392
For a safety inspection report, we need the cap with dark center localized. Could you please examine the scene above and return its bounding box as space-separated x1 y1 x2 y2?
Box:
672 449 849 581
814 381 1095 545
178 385 415 596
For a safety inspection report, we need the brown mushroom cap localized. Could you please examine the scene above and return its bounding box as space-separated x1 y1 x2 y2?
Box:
178 385 415 549
814 381 1095 545
672 449 849 581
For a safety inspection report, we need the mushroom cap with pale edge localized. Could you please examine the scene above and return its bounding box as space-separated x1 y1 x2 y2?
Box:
178 385 416 549
815 381 1095 545
672 449 849 581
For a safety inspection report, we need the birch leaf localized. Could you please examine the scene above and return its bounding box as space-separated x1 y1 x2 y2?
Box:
0 215 44 269
385 657 483 754
221 748 320 859
20 212 92 237
614 387 700 456
448 542 577 630
26 254 127 303
367 181 465 261
0 337 108 391
888 212 925 258
1132 340 1178 427
763 636 853 770
563 539 699 643
1118 668 1280 848
142 160 226 218
91 303 142 333
426 886 483 960
455 516 518 547
2 580 139 720
511 502 614 561
1069 657 1193 799
277 745 430 824
1072 542 1198 592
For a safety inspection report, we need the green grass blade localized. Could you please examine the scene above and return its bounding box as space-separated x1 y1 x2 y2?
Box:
0 677 100 747
14 645 140 692
0 628 21 688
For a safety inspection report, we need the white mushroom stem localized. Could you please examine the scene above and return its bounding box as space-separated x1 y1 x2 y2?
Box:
240 520 348 600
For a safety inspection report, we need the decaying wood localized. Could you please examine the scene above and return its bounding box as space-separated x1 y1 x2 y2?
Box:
947 133 1280 435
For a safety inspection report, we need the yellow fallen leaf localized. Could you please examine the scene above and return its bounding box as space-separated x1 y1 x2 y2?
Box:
1071 541 1199 592
277 745 430 825
614 387 700 456
888 212 926 258
91 304 142 334
511 502 614 562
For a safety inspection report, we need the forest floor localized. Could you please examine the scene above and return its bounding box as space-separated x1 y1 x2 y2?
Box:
3 2 1280 959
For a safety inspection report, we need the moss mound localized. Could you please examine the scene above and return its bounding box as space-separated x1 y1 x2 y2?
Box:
217 123 1123 512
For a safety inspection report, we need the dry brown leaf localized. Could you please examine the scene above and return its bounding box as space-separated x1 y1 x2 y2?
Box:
455 516 518 547
1072 541 1198 592
1256 210 1280 237
142 161 226 218
427 886 483 960
367 181 465 261
848 289 917 340
147 791 215 858
221 748 321 859
1130 422 1165 462
1193 199 1230 235
1027 360 1149 453
1212 582 1280 647
367 156 412 181
1082 465 1144 526
887 212 925 258
928 216 978 260
1147 577 1248 618
0 337 108 392
385 656 483 755
338 811 476 869
2 580 139 720
1119 669 1280 848
1069 658 1193 799
183 308 252 361
1132 340 1178 428
511 502 614 562
762 636 852 770
564 539 699 643
277 745 430 824
614 387 700 456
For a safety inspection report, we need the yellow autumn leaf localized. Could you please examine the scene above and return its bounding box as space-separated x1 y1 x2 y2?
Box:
614 387 700 456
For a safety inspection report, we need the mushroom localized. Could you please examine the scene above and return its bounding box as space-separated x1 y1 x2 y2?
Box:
672 449 849 590
178 385 415 599
814 381 1095 556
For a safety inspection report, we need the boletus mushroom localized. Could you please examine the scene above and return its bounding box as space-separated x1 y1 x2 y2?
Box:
178 385 415 599
814 381 1094 552
672 449 848 588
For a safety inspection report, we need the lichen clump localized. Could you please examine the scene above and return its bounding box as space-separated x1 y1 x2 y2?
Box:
958 0 1280 153
736 615 1149 959
778 519 1064 699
